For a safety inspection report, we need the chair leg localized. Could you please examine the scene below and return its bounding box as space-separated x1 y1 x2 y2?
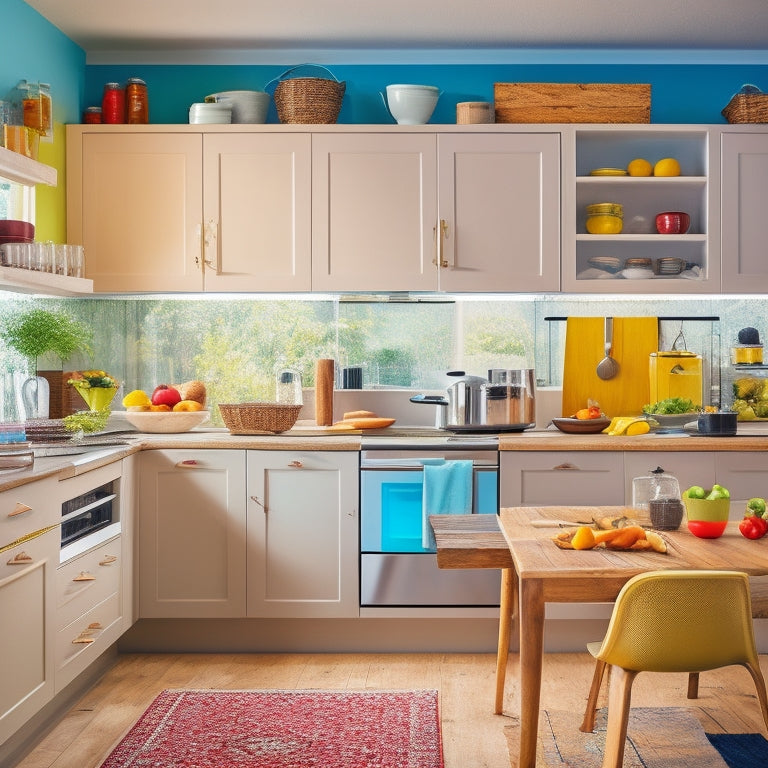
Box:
601 667 638 768
744 662 768 734
580 659 608 732
687 672 699 699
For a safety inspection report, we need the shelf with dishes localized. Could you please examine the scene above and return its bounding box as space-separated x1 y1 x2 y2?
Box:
564 126 714 292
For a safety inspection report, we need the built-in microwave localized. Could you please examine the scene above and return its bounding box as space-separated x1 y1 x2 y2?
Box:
60 480 117 548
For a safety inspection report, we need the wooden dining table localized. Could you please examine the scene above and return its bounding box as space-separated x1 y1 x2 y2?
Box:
497 505 768 768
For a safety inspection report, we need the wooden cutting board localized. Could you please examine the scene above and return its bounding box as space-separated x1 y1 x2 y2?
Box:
562 317 658 419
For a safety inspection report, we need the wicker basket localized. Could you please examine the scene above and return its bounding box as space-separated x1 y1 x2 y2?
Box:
218 402 302 434
722 91 768 123
272 64 345 124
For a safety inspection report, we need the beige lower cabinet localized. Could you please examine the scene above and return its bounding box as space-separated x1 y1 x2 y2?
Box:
246 450 359 618
137 449 247 618
55 535 124 692
715 452 768 510
500 451 624 507
623 452 716 504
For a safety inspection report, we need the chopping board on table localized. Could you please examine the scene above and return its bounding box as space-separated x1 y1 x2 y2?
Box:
562 317 658 419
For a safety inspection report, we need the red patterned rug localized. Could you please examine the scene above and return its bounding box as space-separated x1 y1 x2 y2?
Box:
99 689 443 768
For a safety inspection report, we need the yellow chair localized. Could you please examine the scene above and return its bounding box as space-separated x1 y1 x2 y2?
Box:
579 570 768 768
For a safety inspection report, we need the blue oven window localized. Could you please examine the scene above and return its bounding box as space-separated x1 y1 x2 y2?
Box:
475 470 498 514
381 481 427 552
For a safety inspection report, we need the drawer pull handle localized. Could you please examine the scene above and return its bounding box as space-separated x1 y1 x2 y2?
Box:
73 571 96 582
72 636 95 644
8 551 32 565
553 463 578 471
250 495 268 513
87 622 102 630
99 555 117 565
9 502 32 517
176 459 200 468
288 460 303 468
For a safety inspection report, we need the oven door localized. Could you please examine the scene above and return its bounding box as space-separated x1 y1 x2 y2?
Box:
360 457 499 607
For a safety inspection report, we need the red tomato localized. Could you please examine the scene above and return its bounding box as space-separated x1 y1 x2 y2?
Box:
739 515 768 540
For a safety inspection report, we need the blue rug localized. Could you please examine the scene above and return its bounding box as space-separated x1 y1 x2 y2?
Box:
706 733 768 768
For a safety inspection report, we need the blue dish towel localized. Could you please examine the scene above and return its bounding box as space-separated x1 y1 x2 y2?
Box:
422 460 473 550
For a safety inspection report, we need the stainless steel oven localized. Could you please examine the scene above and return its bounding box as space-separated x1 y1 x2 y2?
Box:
360 444 500 607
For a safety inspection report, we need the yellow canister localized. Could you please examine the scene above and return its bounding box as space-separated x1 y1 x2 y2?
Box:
731 345 764 365
649 351 703 406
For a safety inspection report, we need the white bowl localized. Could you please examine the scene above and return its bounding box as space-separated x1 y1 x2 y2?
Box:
123 410 210 433
189 103 232 124
205 90 270 124
385 84 439 125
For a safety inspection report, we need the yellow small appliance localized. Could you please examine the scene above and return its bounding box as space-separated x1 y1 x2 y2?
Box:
649 350 703 406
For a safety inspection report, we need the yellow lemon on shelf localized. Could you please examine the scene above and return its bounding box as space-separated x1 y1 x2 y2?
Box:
627 158 652 176
122 389 151 408
654 157 681 177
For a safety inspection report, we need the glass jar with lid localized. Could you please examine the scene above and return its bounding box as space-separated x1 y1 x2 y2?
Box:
632 466 683 530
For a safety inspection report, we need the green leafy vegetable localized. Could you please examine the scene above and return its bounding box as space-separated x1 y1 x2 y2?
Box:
642 397 700 415
63 410 111 434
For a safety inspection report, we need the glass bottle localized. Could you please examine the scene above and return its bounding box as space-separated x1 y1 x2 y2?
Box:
102 82 125 124
125 77 149 124
276 368 303 405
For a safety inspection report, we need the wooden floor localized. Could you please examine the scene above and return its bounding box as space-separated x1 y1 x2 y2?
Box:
13 651 768 768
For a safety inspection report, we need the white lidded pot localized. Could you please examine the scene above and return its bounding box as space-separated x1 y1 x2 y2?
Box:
382 84 440 125
205 90 270 124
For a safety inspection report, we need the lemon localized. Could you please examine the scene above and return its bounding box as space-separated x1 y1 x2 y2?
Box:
627 158 652 176
654 157 681 177
122 389 151 408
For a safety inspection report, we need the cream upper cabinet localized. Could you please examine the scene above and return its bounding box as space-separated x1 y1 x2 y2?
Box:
436 133 560 293
311 133 438 292
67 127 312 293
202 133 312 291
67 130 204 292
721 130 768 293
311 131 560 293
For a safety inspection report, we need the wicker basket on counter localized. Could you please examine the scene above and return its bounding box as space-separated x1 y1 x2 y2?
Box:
271 64 346 124
218 402 302 434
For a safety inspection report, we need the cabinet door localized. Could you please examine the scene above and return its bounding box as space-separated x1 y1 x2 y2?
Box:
138 450 246 618
202 134 312 291
716 452 768 516
246 450 359 618
312 133 438 291
623 452 716 507
0 531 57 745
437 133 560 292
67 130 203 292
500 451 624 507
721 132 768 292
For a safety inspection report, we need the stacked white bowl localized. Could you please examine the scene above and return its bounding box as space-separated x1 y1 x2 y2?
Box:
385 84 440 125
189 103 232 124
205 90 270 124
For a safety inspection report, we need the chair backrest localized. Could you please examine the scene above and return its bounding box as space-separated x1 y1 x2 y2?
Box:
596 570 759 673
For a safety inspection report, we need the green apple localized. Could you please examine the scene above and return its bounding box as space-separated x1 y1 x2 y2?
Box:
684 486 706 499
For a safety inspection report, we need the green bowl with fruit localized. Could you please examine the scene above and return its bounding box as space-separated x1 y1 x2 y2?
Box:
683 485 730 538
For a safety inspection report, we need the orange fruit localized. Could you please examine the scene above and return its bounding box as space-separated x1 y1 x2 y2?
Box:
149 404 172 412
173 400 204 412
627 158 652 176
654 157 681 177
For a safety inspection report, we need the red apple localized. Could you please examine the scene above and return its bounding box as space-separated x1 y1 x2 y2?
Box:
151 384 182 407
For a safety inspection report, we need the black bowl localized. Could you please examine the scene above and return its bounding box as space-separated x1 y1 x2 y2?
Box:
697 412 737 436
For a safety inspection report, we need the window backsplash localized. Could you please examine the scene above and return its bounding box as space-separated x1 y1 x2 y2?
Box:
0 292 763 424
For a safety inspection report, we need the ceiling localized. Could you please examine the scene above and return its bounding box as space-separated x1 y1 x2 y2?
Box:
24 0 768 64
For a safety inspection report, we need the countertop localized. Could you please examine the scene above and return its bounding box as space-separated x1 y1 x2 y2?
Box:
3 422 768 494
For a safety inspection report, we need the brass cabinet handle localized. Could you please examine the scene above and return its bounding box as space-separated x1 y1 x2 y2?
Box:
288 460 304 468
7 551 32 565
553 463 578 470
431 219 448 268
99 555 117 566
73 571 96 582
8 502 32 518
203 218 219 272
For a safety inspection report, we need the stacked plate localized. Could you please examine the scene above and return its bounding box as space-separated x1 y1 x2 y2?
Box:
205 91 270 124
24 418 71 442
189 103 232 124
655 257 686 275
587 256 622 273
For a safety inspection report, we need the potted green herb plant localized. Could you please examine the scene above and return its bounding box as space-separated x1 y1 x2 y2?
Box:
1 308 93 419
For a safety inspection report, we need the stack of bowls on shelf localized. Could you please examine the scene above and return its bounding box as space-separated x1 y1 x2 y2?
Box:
384 84 440 125
585 202 623 234
189 102 232 124
204 90 270 124
622 257 654 279
654 257 686 276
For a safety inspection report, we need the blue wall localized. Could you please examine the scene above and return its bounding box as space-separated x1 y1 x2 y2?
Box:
85 62 768 125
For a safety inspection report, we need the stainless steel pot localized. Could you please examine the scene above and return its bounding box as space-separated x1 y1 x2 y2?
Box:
411 369 536 432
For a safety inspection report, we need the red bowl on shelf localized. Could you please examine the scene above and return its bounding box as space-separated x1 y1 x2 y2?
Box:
655 211 690 235
686 519 728 539
0 219 35 244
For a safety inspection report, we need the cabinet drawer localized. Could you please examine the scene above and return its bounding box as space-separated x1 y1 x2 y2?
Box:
57 536 121 630
500 451 624 507
0 525 59 581
55 591 122 691
0 477 58 551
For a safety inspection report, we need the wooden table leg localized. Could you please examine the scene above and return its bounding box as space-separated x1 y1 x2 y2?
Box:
518 577 545 768
494 567 515 714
